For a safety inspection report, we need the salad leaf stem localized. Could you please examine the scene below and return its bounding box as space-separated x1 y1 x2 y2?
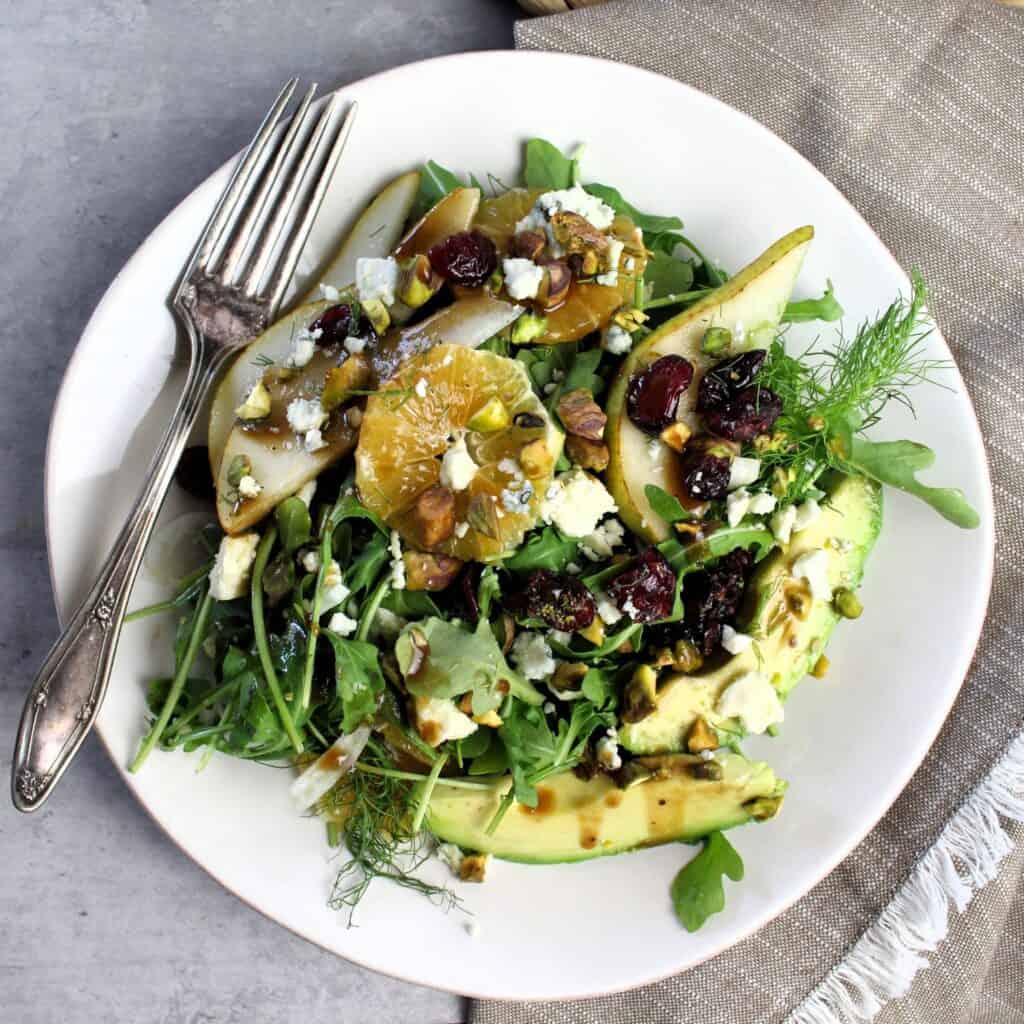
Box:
642 287 713 311
125 563 210 622
129 588 213 772
356 577 391 642
411 752 448 833
297 523 334 721
357 763 496 790
251 527 305 754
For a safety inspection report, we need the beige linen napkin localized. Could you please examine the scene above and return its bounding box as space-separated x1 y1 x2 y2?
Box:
472 2 1024 1022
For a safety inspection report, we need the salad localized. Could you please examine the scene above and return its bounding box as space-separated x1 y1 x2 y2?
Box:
128 139 978 932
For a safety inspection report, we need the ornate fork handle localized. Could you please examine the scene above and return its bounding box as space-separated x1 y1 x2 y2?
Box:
12 322 224 811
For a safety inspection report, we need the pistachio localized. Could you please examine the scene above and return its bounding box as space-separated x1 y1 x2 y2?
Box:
579 617 606 647
362 297 391 335
613 307 648 331
510 312 548 345
686 716 718 754
690 759 724 781
622 665 658 723
613 761 655 789
235 381 272 421
468 396 511 433
459 853 489 883
833 587 863 619
659 421 692 453
226 454 253 488
565 436 610 472
785 579 813 620
811 654 830 678
511 229 546 262
403 628 429 677
496 612 516 655
403 551 463 591
538 260 573 310
744 794 784 821
399 253 442 309
322 353 372 411
412 485 456 548
701 326 732 355
473 709 502 728
556 388 607 441
513 411 546 431
549 211 610 256
518 438 555 479
551 661 588 692
807 414 826 431
670 639 704 673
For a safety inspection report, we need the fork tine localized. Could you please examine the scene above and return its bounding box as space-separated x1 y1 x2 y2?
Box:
239 96 356 309
216 82 319 284
263 100 358 317
190 77 298 275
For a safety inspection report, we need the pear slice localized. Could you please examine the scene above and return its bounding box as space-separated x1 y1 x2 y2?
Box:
394 187 480 260
298 170 420 305
606 226 813 542
208 301 332 475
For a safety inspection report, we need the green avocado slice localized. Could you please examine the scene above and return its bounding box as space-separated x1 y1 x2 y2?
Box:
424 752 784 864
620 472 883 755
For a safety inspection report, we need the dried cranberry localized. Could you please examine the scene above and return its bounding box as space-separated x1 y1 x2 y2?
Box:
679 452 731 501
682 549 754 654
626 355 694 435
510 570 596 632
703 386 783 442
175 446 215 501
606 549 677 623
460 564 483 623
697 351 767 412
310 304 359 346
427 231 497 288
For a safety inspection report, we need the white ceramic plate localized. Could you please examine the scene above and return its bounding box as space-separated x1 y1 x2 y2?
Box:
45 52 994 1000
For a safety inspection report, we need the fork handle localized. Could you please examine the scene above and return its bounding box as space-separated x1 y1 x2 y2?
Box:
12 332 224 812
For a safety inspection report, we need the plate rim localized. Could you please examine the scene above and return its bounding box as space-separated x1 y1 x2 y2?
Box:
43 49 996 1001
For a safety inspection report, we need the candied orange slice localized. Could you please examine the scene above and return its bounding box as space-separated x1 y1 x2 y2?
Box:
355 345 563 561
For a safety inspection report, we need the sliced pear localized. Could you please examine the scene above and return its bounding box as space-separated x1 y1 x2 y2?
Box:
394 187 480 260
371 293 523 384
208 301 332 475
606 227 813 542
298 171 420 305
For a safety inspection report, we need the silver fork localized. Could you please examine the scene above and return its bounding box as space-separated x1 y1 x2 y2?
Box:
12 79 357 812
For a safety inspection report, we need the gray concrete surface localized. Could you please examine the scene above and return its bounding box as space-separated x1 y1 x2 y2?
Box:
0 3 517 1022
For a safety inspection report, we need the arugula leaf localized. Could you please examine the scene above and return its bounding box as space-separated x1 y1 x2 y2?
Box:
523 138 575 190
644 252 696 303
563 348 605 396
644 484 689 524
581 667 616 709
549 622 644 662
842 437 980 528
275 497 312 554
413 159 465 218
658 525 776 575
671 831 745 932
782 281 844 324
345 531 390 594
328 492 387 533
505 527 580 573
582 184 684 235
381 590 442 618
478 566 502 619
322 632 386 734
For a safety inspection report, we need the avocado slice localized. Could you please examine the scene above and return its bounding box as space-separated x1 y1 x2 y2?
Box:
424 752 784 864
620 472 882 755
606 226 813 543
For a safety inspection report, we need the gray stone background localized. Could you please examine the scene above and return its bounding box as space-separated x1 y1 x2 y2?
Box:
0 3 517 1022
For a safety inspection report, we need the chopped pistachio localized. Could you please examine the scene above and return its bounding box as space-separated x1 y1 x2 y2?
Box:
235 381 272 421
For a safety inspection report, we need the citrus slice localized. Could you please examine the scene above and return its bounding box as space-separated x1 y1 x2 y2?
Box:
356 345 563 561
474 188 645 344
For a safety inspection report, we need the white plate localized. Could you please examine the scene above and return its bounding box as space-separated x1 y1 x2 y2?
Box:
45 51 994 1000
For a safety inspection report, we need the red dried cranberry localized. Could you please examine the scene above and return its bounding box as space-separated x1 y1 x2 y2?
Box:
511 570 596 632
310 304 358 346
427 231 497 288
626 355 694 435
606 549 677 623
704 385 783 441
682 549 754 654
175 446 215 501
678 452 731 501
697 351 767 412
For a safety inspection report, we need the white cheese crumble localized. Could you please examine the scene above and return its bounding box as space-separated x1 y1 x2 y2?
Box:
792 497 823 533
595 727 622 770
439 434 478 492
502 258 544 300
536 184 616 230
413 696 478 746
320 284 341 301
565 561 582 575
792 548 832 600
748 491 778 516
726 488 752 527
771 503 798 544
237 475 262 499
287 328 319 369
369 607 406 641
286 397 327 435
465 922 482 940
501 479 534 513
437 842 464 875
355 256 399 306
728 456 762 491
542 469 617 538
716 671 784 734
595 591 624 626
454 521 469 539
208 533 260 601
605 237 624 272
596 269 619 287
301 550 321 574
647 438 662 461
319 560 350 611
389 530 406 590
721 624 754 655
344 335 368 355
603 324 634 355
327 610 358 637
510 631 556 680
581 517 625 559
549 629 573 645
303 428 326 453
